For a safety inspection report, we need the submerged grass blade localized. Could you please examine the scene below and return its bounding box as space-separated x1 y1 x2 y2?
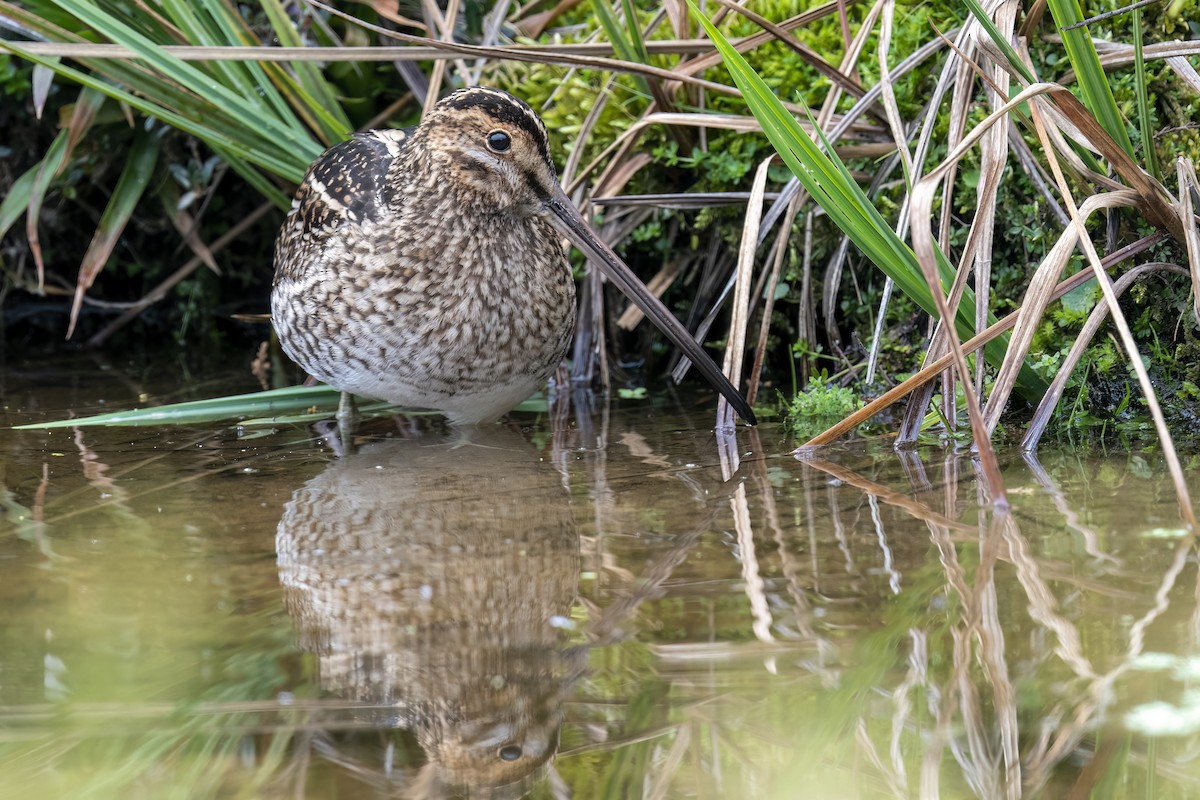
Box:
15 386 554 429
14 385 344 429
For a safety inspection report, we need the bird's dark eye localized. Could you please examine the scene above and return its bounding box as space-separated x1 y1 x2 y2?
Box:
487 130 512 153
498 745 522 761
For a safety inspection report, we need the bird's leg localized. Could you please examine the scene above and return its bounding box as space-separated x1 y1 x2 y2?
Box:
336 391 359 451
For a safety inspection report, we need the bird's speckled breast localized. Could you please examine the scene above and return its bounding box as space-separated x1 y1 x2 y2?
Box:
271 194 576 424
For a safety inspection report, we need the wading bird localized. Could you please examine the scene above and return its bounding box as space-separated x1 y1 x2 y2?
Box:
272 87 756 428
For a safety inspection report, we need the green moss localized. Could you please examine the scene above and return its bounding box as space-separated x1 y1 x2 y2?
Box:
784 384 863 438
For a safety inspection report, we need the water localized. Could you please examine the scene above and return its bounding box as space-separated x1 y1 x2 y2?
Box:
2 356 1199 798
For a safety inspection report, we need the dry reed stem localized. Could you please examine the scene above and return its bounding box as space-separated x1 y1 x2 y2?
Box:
894 27 975 443
713 0 882 398
1176 158 1200 324
911 180 1008 506
1005 119 1070 223
471 0 513 84
616 259 682 330
716 157 771 430
862 0 913 388
1027 97 1197 529
745 193 798 405
969 0 1019 397
1059 38 1200 83
419 0 456 114
1022 263 1188 450
797 231 1167 448
4 40 764 60
876 1 914 184
985 191 1140 434
298 0 755 99
904 75 1180 433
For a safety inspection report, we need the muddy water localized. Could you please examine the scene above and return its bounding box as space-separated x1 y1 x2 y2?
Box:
2 356 1199 799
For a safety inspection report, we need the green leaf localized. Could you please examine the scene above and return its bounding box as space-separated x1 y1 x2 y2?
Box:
1132 8 1160 180
591 0 650 96
1044 0 1135 157
0 155 43 241
68 125 162 336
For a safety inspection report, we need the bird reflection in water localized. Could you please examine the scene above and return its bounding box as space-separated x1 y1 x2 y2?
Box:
276 425 580 798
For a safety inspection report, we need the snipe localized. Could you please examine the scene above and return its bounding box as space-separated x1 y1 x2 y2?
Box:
272 87 755 426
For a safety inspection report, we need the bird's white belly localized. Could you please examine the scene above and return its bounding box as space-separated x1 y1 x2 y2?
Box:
323 362 547 425
272 253 572 425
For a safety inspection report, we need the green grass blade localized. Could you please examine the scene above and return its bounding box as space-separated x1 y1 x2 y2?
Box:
157 0 310 141
619 0 651 64
48 0 319 158
23 126 70 251
959 0 1035 84
1132 7 1160 180
259 0 353 142
591 0 651 95
1044 0 1135 157
195 0 308 132
0 40 312 182
68 126 162 334
14 385 345 429
592 0 638 63
0 157 43 240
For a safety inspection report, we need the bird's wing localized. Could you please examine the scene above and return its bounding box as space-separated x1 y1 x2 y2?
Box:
288 129 411 235
274 130 411 284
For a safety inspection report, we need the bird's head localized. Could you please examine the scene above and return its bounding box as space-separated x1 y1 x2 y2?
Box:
409 87 758 425
417 87 559 216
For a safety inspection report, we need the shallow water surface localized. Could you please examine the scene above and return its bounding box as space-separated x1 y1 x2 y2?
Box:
2 358 1199 798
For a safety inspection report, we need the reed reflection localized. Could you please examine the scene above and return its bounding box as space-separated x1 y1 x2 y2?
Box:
276 426 579 798
787 446 1197 798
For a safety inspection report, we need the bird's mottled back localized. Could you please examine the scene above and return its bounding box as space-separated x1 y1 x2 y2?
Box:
273 130 409 283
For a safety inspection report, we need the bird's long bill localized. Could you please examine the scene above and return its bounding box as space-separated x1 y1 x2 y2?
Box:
546 187 756 425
